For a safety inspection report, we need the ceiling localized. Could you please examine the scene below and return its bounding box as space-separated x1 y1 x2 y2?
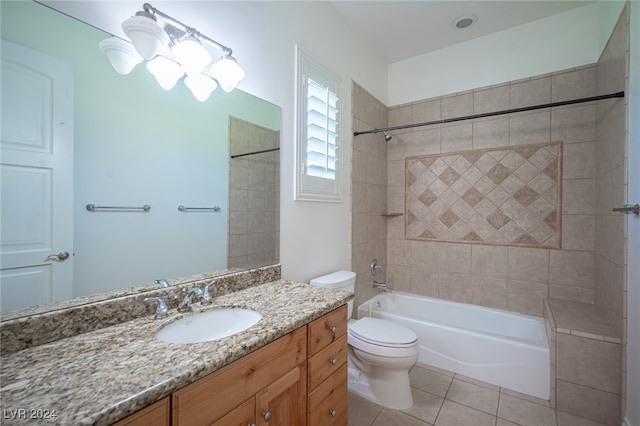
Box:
329 0 594 63
40 0 594 66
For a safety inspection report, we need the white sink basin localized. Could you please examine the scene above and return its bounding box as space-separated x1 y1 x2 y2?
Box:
157 308 261 344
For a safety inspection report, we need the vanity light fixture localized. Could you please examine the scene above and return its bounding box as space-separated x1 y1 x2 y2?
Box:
98 36 143 75
100 2 245 101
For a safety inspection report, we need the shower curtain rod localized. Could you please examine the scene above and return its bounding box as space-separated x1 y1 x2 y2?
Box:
353 91 625 137
230 147 280 159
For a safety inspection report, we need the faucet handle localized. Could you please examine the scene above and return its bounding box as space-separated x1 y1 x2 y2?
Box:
201 281 216 306
178 287 204 313
144 297 169 319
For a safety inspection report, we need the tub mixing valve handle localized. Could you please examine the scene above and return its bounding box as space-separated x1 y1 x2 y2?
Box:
370 259 382 276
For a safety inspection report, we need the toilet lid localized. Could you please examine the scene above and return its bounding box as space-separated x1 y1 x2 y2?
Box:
349 317 417 346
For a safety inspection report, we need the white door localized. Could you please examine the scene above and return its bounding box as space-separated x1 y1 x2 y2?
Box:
1 40 74 311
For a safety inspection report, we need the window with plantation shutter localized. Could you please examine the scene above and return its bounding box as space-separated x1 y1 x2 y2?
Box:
295 46 342 202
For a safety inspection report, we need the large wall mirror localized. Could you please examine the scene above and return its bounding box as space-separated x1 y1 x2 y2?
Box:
0 1 280 318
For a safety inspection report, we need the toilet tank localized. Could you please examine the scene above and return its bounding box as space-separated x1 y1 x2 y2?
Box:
309 270 356 319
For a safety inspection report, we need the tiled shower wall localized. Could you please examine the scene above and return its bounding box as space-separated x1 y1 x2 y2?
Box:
385 66 602 317
594 3 628 418
595 0 628 357
351 82 388 310
228 117 280 269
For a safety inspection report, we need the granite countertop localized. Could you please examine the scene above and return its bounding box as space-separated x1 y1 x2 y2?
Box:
0 280 352 425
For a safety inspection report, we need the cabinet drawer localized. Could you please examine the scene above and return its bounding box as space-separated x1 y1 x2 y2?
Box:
172 326 307 425
308 363 348 426
308 305 347 356
308 335 347 391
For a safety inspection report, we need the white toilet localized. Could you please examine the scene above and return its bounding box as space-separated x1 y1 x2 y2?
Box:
310 270 419 409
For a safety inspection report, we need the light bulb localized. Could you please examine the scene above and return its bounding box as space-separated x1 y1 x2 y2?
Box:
184 73 218 102
210 56 245 92
172 36 211 75
146 56 184 90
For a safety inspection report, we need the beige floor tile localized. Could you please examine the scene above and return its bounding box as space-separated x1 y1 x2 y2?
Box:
498 393 557 426
410 365 453 397
497 418 521 426
435 400 496 426
501 386 552 407
454 373 501 391
446 378 499 415
414 362 455 377
348 392 383 426
372 408 433 426
402 388 444 424
556 410 608 426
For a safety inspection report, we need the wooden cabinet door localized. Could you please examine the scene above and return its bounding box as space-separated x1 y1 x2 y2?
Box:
210 397 255 426
173 327 306 425
256 365 306 426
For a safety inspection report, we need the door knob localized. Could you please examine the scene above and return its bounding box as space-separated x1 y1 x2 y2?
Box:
46 251 70 261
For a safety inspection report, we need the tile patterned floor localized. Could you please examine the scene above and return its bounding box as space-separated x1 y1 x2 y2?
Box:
347 363 608 426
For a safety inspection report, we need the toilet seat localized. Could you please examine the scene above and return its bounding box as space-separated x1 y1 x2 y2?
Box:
349 317 419 357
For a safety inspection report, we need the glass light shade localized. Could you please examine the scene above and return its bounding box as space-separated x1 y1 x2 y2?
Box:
98 37 143 75
210 57 245 92
121 15 169 59
172 37 211 76
146 57 184 90
184 73 218 102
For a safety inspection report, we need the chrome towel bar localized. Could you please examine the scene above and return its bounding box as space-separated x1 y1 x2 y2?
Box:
86 204 151 212
177 205 221 212
612 204 639 215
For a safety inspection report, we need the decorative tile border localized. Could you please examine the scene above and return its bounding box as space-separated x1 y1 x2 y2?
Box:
405 141 562 248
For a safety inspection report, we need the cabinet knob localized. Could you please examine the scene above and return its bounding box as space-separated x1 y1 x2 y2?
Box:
329 358 338 366
262 411 272 421
330 409 337 417
329 326 337 334
248 424 257 426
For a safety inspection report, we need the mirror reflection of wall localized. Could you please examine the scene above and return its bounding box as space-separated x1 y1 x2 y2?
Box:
0 1 280 313
228 118 280 269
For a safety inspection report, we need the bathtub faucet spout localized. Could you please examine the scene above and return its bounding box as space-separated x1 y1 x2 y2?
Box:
373 281 389 292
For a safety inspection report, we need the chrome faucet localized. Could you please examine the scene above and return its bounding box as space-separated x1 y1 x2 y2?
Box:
200 281 216 306
373 281 389 292
154 278 169 288
178 287 204 313
144 297 169 319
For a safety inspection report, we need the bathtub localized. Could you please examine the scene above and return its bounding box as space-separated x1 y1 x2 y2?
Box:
357 291 550 400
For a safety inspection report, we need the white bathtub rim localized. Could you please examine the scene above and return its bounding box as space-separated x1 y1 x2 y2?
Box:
359 290 548 343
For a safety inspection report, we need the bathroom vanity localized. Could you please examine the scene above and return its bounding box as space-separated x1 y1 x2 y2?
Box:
114 305 348 426
0 277 351 425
